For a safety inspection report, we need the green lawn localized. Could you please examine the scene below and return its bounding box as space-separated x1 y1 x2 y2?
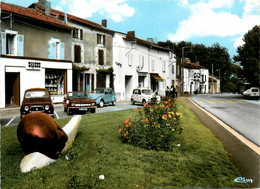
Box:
1 100 246 188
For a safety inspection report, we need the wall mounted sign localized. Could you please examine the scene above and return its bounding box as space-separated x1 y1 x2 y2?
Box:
26 61 41 70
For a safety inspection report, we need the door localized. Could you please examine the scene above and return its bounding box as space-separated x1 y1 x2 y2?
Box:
85 74 90 93
5 72 20 106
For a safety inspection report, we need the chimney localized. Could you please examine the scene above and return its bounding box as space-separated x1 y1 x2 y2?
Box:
127 31 135 37
38 0 51 15
102 19 107 28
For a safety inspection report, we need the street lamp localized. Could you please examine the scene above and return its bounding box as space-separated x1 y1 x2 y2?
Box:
181 46 192 94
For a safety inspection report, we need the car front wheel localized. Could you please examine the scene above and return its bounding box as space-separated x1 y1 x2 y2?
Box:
142 99 146 106
112 101 116 106
131 99 135 105
99 100 104 108
67 108 72 115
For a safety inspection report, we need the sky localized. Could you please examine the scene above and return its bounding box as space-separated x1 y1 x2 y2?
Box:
2 0 260 58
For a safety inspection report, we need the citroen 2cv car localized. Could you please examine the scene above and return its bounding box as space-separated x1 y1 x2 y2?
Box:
63 91 97 115
89 87 116 108
20 88 54 118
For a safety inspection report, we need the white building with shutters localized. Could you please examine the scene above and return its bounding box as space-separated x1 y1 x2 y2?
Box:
0 2 73 108
113 31 176 101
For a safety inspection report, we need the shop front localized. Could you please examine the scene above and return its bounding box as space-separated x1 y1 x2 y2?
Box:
0 56 72 108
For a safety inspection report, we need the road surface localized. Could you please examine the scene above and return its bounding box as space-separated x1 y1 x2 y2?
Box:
191 94 260 146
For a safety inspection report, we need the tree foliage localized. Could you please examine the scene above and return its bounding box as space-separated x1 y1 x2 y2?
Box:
158 41 234 91
234 25 260 86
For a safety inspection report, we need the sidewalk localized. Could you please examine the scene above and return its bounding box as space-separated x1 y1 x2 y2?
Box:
180 96 259 188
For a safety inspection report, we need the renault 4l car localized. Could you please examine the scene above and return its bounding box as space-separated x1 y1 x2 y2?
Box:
63 91 96 115
131 88 161 105
20 88 54 118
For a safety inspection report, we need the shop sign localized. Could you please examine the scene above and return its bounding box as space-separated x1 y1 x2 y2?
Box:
26 61 41 70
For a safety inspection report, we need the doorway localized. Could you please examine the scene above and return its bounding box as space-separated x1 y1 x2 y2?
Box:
5 72 20 106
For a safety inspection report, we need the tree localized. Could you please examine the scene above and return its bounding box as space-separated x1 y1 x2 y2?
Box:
234 25 260 86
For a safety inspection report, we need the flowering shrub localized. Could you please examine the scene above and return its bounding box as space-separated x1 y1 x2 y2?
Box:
118 97 183 151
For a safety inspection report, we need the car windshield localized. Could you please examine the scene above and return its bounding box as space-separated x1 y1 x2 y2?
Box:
142 89 152 95
25 91 49 98
93 88 104 94
68 92 88 98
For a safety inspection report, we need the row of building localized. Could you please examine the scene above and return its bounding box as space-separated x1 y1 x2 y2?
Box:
0 1 219 108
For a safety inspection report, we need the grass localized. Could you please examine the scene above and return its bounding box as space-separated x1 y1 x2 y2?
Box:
1 100 246 188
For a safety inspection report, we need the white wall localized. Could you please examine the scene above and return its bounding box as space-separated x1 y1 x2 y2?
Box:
113 32 176 101
0 57 72 108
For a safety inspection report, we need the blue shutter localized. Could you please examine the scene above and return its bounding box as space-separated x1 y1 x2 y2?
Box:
1 32 6 55
48 41 56 59
17 34 24 56
60 42 65 60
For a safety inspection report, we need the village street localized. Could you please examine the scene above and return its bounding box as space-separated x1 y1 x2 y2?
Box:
191 94 260 146
0 101 140 127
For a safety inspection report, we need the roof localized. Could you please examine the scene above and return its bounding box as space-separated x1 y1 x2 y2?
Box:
1 2 72 29
123 34 170 52
182 62 206 69
29 3 114 34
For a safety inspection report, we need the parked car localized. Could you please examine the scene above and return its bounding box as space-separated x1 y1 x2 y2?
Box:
243 87 260 97
63 91 96 115
131 88 161 105
89 87 116 108
20 88 54 118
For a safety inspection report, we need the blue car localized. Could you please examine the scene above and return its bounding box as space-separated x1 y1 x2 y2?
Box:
90 87 116 108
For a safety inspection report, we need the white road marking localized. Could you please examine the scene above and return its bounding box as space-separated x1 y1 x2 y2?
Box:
54 111 59 119
5 116 16 126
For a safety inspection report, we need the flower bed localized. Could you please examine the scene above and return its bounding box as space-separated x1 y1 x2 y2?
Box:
118 98 183 151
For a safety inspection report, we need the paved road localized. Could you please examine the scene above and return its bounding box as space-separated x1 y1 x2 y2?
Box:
0 101 140 127
191 94 260 146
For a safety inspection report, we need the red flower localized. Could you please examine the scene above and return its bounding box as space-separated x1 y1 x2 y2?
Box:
145 118 149 122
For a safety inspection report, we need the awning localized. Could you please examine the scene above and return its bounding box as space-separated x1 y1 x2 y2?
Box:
151 73 163 82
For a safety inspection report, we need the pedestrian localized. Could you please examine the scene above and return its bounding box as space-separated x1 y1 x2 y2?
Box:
166 86 170 97
170 85 175 98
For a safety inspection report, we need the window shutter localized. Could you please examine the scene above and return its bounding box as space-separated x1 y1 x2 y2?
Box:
17 34 24 56
103 35 105 45
1 32 6 55
74 45 81 63
48 41 56 59
98 49 104 65
60 42 65 60
80 29 83 40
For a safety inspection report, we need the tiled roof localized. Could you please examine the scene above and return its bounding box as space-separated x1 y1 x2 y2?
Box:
1 2 72 29
123 35 170 52
29 3 114 34
182 62 206 69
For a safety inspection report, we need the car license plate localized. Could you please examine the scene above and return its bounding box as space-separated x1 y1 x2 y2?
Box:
79 108 88 111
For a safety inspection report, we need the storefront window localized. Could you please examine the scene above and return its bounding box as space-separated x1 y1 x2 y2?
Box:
45 69 66 95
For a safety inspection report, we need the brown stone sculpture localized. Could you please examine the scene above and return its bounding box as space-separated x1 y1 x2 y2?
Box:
17 112 68 159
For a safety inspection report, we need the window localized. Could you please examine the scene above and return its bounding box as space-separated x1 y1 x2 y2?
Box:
151 59 155 71
162 60 166 72
139 55 144 68
172 65 174 74
74 45 81 63
97 34 105 45
1 30 24 56
48 38 65 60
98 49 104 65
128 53 132 66
73 28 83 40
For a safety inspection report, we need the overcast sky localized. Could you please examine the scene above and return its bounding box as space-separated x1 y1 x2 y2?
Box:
2 0 260 58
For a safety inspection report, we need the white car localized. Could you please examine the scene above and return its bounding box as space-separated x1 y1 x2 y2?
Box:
243 87 260 97
131 88 161 105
